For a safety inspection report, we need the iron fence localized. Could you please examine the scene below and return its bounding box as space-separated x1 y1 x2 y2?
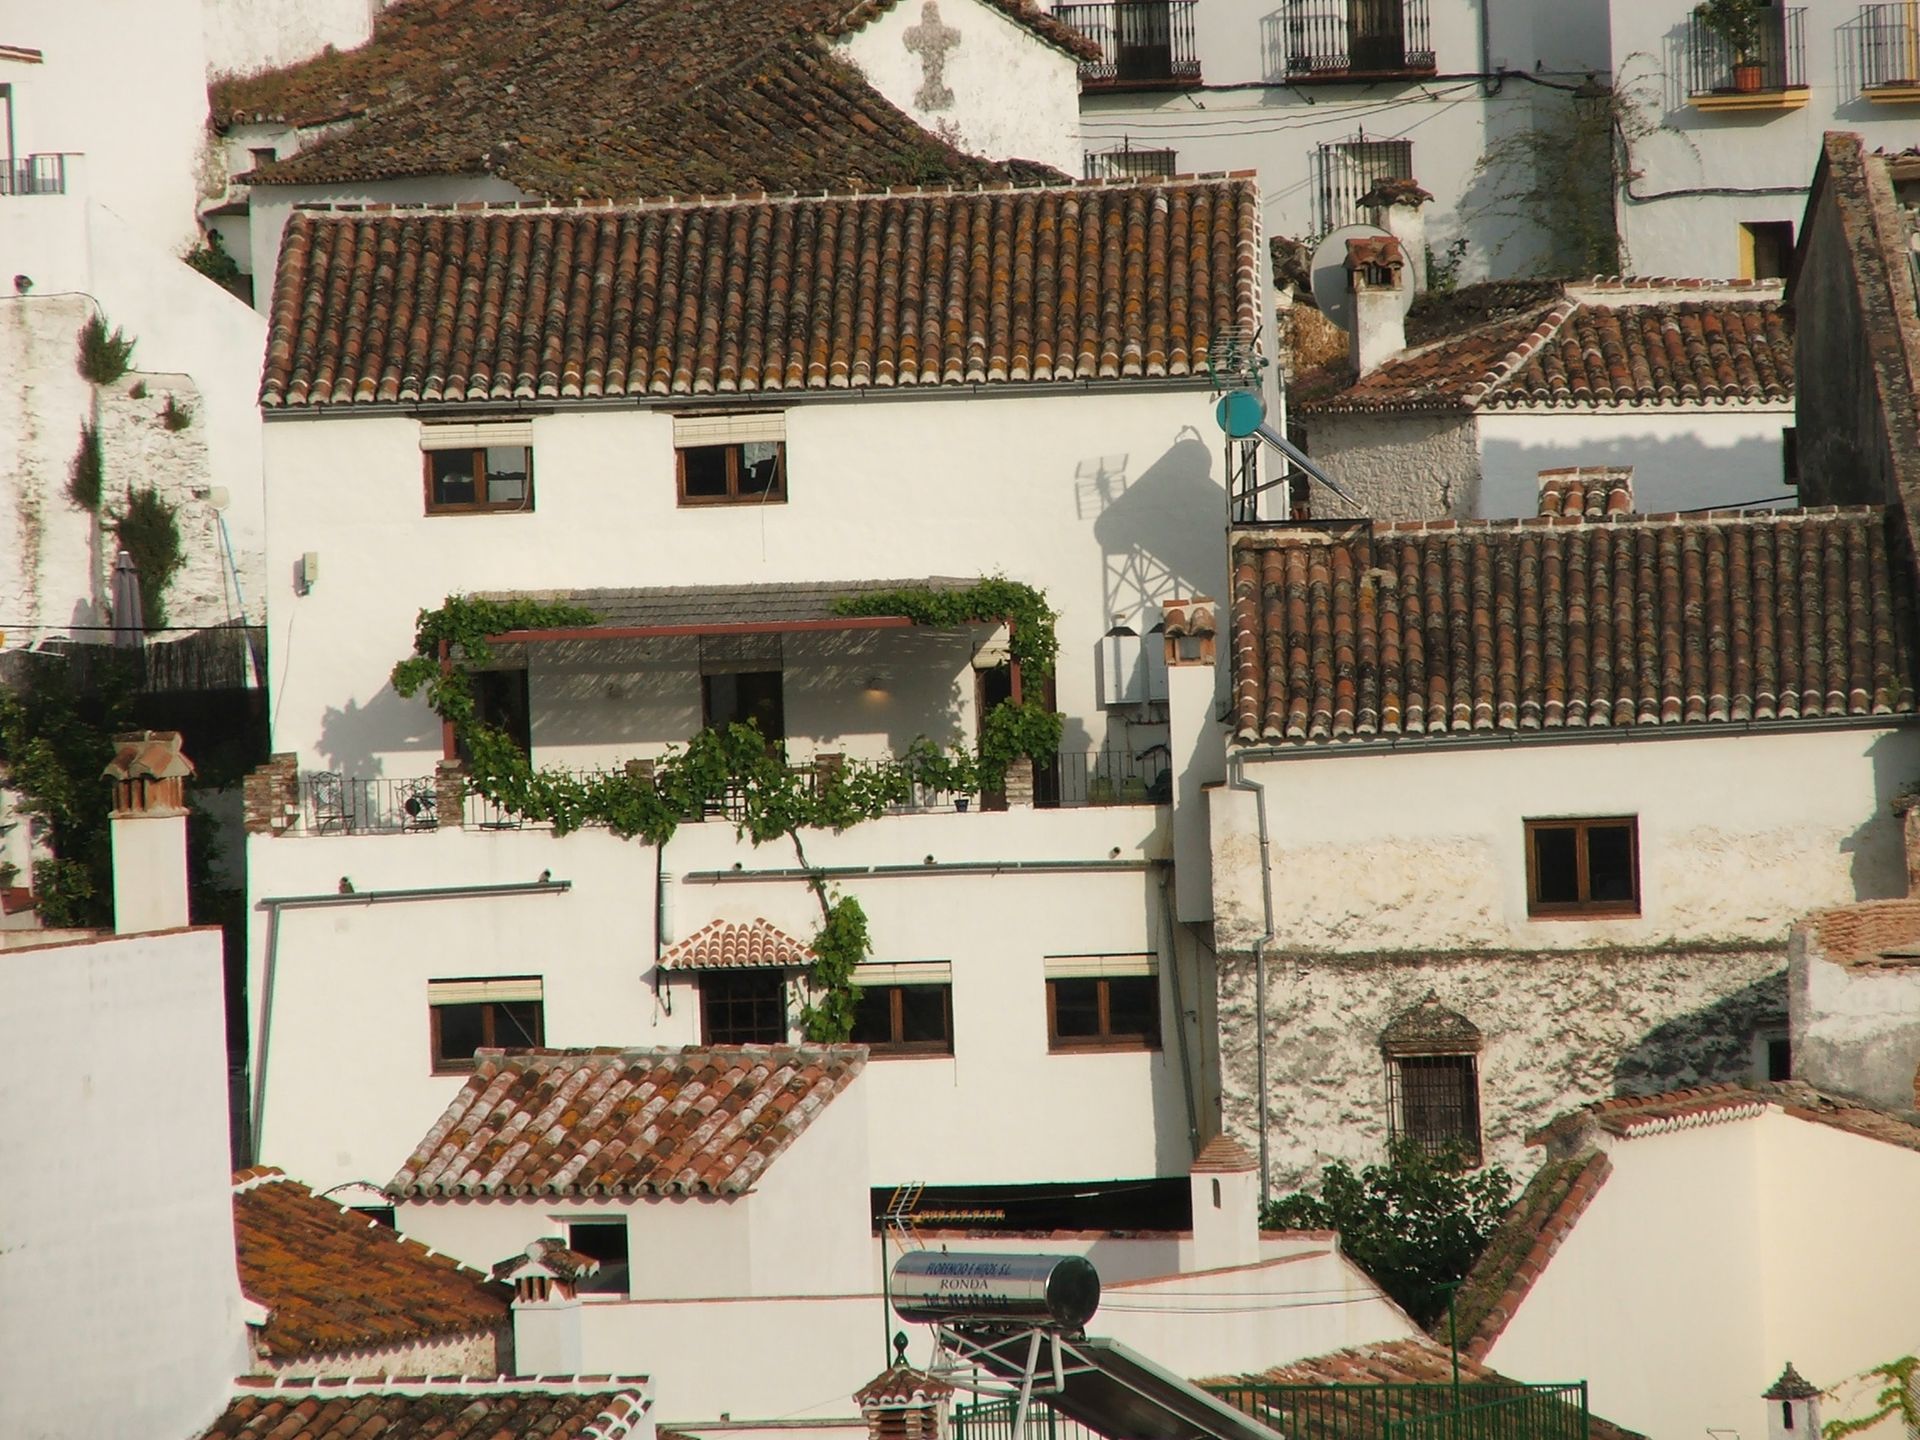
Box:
1312 136 1414 238
1057 1 1201 87
1858 3 1920 90
301 774 440 835
1084 143 1180 181
1281 0 1435 79
1038 749 1171 808
1686 5 1806 95
955 1381 1591 1440
0 153 68 196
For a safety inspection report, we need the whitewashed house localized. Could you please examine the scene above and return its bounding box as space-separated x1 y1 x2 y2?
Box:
1293 273 1796 519
1607 0 1920 279
242 176 1261 1214
1448 1083 1920 1440
203 0 1093 303
1063 0 1613 277
1196 498 1920 1194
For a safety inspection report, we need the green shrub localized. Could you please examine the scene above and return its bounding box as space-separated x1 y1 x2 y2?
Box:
77 314 136 385
160 394 193 432
67 423 103 511
113 488 184 630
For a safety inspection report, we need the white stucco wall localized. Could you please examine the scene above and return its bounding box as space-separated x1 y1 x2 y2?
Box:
1300 410 1478 519
1791 943 1920 1115
1486 1112 1920 1440
1 0 212 259
0 926 249 1440
247 806 1195 1195
202 0 385 81
262 387 1223 778
1608 0 1920 276
838 0 1082 178
1475 407 1795 517
1214 725 1920 955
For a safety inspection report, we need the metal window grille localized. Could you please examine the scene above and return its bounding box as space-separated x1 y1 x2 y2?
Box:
1084 143 1179 181
1387 1054 1481 1164
1686 5 1806 95
1057 1 1201 86
1312 136 1413 237
0 153 67 196
700 969 787 1044
1282 0 1435 78
1859 3 1920 90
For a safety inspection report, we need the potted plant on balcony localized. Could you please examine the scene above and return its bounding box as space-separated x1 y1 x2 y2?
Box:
1695 0 1766 92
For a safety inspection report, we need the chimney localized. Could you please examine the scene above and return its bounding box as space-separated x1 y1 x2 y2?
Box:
1188 1133 1260 1273
1359 177 1434 292
102 731 194 935
856 1359 954 1440
1762 1362 1822 1440
1345 235 1407 378
1161 599 1221 923
1537 466 1634 519
496 1238 593 1374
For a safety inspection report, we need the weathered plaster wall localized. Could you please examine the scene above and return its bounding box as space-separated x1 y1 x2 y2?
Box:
1217 946 1786 1189
1300 411 1477 519
838 0 1081 178
202 0 386 81
1791 939 1920 1114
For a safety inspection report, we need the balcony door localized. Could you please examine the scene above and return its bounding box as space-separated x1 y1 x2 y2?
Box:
704 670 784 745
1115 0 1175 82
1347 0 1406 71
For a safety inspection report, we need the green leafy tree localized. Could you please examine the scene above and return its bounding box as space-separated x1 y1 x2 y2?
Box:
1262 1141 1513 1329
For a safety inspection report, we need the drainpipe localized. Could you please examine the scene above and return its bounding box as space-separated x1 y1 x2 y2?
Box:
1226 752 1276 1205
249 877 572 1163
1157 869 1201 1157
1478 0 1498 97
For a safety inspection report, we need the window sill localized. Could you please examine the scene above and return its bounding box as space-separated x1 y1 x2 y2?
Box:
863 1047 956 1060
1283 63 1437 85
676 494 787 508
425 507 536 517
1688 87 1809 112
1048 1040 1162 1055
1526 905 1642 921
1864 84 1920 103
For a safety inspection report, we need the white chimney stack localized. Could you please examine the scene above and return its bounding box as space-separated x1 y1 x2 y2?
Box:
1360 177 1434 293
1189 1134 1261 1273
102 731 193 935
1345 234 1408 378
500 1239 593 1375
1763 1363 1822 1440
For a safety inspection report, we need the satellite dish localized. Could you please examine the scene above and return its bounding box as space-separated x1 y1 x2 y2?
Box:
1215 389 1267 439
1309 223 1414 334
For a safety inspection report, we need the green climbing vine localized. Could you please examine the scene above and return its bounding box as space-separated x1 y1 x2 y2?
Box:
394 584 1059 1040
1825 1356 1919 1440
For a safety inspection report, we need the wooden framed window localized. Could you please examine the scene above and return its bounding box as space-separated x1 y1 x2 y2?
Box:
851 980 954 1057
676 440 786 505
699 969 788 1045
1045 957 1160 1051
1387 1054 1482 1165
424 445 534 514
564 1218 630 1296
428 976 544 1074
1525 816 1639 918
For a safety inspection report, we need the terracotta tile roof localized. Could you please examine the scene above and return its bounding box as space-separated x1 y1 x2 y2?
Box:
855 1365 957 1407
1538 466 1634 518
1802 896 1920 966
838 0 1101 61
231 1169 509 1360
261 178 1260 409
389 1045 865 1198
197 1375 651 1440
1190 1134 1258 1173
1228 507 1920 748
660 918 814 970
1213 1340 1643 1440
491 1238 600 1286
1447 1150 1612 1361
1301 283 1792 415
484 579 979 634
1585 1081 1920 1152
209 0 1071 197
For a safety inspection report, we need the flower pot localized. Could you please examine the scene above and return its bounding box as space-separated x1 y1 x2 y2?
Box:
955 797 970 813
1732 62 1764 92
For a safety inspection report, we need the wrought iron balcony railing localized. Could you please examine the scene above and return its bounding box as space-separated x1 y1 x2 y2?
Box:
1687 6 1807 98
1857 3 1920 92
1057 1 1201 89
0 153 68 196
1282 0 1435 80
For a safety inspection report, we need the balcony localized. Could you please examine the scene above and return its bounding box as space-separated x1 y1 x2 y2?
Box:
1687 6 1808 111
1058 1 1201 90
1855 3 1920 101
0 153 68 196
1278 0 1435 82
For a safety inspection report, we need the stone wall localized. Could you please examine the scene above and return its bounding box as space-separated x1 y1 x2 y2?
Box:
1217 945 1788 1192
1303 410 1478 520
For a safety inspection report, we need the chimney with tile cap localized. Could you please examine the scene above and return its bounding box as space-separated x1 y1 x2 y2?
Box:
1189 1132 1260 1273
856 1363 954 1440
496 1239 591 1374
1162 598 1222 922
1346 235 1407 378
1359 177 1434 293
102 730 194 935
1763 1361 1821 1440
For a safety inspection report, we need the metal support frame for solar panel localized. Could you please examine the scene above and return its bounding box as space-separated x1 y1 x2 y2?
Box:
928 1325 1284 1440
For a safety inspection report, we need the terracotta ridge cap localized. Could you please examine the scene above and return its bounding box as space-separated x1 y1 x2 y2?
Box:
1463 299 1578 405
231 1373 651 1394
1233 506 1886 544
